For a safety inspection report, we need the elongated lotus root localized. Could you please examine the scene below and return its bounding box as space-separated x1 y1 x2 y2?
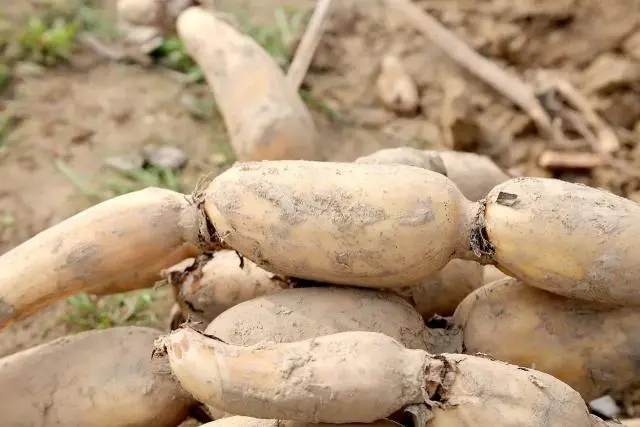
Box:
204 286 431 350
356 147 509 201
435 150 509 201
177 7 320 161
480 177 640 305
201 416 402 426
0 326 196 427
0 187 199 330
202 285 442 421
356 149 487 316
154 328 426 423
453 278 640 400
163 251 291 325
154 328 599 426
355 147 447 175
198 160 478 287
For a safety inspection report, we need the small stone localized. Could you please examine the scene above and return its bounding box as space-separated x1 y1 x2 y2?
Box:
180 93 212 120
12 62 46 78
589 395 620 419
104 154 145 173
142 144 188 170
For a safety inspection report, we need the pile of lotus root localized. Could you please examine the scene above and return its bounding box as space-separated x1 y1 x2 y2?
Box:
1 1 640 426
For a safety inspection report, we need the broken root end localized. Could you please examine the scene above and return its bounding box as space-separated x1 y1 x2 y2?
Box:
151 335 170 360
468 199 495 264
191 177 227 252
408 353 461 424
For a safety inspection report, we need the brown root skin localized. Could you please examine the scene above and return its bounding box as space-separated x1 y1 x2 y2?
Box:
0 326 196 427
163 250 292 326
201 160 475 287
176 8 321 162
0 187 200 330
453 278 640 400
157 328 595 426
204 286 432 351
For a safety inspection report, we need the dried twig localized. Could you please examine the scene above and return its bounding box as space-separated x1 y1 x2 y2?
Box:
538 150 603 169
78 33 126 61
388 0 640 177
534 71 620 154
78 32 153 66
387 0 554 140
286 0 334 90
440 75 465 149
531 72 640 176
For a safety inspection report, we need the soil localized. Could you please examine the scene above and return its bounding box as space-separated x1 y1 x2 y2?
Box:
1 0 639 423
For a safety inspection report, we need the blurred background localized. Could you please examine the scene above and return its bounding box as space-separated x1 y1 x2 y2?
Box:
0 1 638 416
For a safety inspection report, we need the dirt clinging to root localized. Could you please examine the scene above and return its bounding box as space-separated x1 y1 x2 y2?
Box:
468 199 495 264
0 299 16 325
191 183 226 252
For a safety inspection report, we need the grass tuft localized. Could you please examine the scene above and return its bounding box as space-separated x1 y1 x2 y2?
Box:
55 159 184 203
63 289 160 330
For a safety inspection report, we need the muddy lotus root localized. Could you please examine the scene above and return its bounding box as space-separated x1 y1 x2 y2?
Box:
454 278 640 400
198 160 476 287
4 160 640 331
176 7 320 161
0 326 196 427
154 328 604 426
0 187 199 330
163 250 291 325
204 285 434 351
480 177 640 305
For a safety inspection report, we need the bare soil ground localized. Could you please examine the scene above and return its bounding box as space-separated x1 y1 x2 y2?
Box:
1 0 640 422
